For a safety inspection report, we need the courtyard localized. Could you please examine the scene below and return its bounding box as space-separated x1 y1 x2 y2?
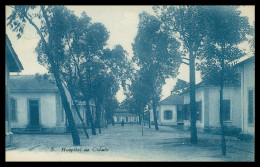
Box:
6 124 254 162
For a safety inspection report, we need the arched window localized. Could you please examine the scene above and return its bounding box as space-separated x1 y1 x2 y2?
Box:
164 110 172 120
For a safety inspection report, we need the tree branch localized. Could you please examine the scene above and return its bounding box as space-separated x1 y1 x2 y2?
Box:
181 61 189 66
40 6 51 32
23 13 49 55
181 57 190 61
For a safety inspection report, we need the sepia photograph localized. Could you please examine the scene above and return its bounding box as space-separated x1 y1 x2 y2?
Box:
5 5 255 162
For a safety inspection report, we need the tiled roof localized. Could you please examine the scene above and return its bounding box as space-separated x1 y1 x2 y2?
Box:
114 108 137 116
179 79 241 95
114 112 137 117
115 109 129 113
10 75 58 91
159 94 183 105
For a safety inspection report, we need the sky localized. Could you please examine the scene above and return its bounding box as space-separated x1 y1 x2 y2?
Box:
6 5 255 102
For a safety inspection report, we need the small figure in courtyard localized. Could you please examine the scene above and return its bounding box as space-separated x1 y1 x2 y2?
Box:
121 119 124 126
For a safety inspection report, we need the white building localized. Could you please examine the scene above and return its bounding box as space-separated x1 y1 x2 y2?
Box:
9 75 66 133
71 100 100 128
235 55 255 138
113 109 139 124
182 85 241 134
150 94 184 126
6 35 24 146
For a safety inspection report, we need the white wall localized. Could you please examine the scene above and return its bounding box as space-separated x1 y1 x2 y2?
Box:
183 87 241 130
10 91 61 128
241 59 255 135
208 87 241 128
72 104 86 125
150 105 178 125
160 105 177 125
113 115 139 123
183 88 205 129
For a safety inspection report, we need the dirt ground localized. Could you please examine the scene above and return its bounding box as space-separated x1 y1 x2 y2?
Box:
5 124 254 162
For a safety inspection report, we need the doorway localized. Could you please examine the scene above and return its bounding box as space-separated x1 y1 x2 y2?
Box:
29 100 40 126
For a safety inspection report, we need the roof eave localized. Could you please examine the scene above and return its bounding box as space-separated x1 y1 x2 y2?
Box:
6 36 24 72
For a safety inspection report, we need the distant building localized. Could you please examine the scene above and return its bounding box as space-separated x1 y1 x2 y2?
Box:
113 109 139 124
6 35 24 146
70 100 102 128
182 84 241 134
9 75 66 133
235 55 255 138
150 94 184 126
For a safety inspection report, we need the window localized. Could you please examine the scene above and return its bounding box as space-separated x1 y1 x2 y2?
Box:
196 101 202 121
183 103 202 121
117 117 120 122
164 110 172 120
10 98 17 122
183 104 190 120
223 100 231 121
248 90 254 124
177 105 183 121
126 116 128 122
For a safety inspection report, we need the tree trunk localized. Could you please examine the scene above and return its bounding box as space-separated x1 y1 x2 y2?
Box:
219 82 226 156
61 74 90 139
24 7 81 146
142 114 144 136
189 54 198 144
148 110 151 128
95 99 102 133
143 110 145 126
152 99 159 130
111 114 115 126
72 100 89 139
85 98 97 135
54 74 81 146
69 49 97 135
220 50 226 156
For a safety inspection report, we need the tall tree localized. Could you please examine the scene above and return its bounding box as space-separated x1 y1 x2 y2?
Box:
7 6 81 145
73 16 109 135
92 71 120 132
197 6 253 155
49 11 110 135
154 6 209 144
33 6 93 138
99 45 132 127
132 12 181 130
171 79 190 95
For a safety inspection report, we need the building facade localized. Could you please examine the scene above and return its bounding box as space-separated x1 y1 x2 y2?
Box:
235 55 255 138
113 109 139 124
182 86 241 134
6 35 24 146
71 100 101 128
10 75 66 133
150 94 184 126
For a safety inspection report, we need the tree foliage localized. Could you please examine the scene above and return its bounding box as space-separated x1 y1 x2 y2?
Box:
130 11 181 130
7 5 81 145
